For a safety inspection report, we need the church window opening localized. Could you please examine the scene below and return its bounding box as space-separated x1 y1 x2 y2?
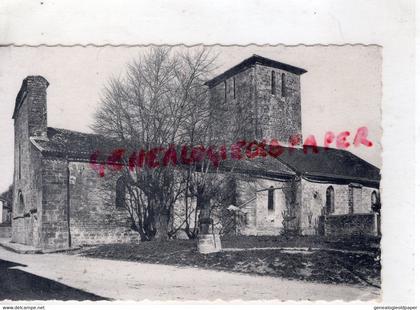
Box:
271 71 276 95
233 77 236 99
115 177 126 209
281 73 286 97
268 186 274 211
17 191 24 215
371 191 381 213
326 186 335 214
224 80 227 102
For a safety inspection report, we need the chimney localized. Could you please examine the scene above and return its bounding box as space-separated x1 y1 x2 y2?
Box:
12 76 49 138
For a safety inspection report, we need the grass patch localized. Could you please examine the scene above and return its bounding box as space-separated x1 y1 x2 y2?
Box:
71 236 380 288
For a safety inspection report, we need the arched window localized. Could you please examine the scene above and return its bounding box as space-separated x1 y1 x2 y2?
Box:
115 177 126 209
326 186 335 215
224 80 227 102
17 191 24 214
271 71 276 95
371 191 381 214
281 73 286 97
268 186 274 211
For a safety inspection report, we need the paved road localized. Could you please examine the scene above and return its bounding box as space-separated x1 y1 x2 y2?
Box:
0 247 380 301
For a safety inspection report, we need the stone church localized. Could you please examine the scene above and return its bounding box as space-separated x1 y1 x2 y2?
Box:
11 55 381 250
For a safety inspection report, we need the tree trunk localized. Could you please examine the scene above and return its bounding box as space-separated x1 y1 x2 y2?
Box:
153 208 170 240
197 195 211 234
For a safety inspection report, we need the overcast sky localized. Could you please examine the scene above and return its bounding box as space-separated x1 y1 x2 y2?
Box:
0 45 382 193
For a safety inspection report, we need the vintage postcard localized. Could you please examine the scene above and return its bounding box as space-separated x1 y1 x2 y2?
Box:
0 45 382 302
0 0 416 307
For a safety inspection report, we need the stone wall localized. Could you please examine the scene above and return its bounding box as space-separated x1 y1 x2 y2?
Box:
300 179 379 235
39 160 140 249
12 77 47 247
208 64 303 145
172 174 294 237
324 213 379 236
237 177 291 235
41 157 69 249
26 140 43 248
26 77 49 138
11 75 140 249
360 186 379 214
68 161 140 246
255 64 302 144
209 66 256 142
12 90 30 244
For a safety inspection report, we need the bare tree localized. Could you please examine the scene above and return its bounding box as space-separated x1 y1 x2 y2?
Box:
174 73 256 239
92 47 218 241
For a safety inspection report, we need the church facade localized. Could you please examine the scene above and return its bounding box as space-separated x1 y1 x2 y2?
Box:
11 55 381 250
204 55 380 237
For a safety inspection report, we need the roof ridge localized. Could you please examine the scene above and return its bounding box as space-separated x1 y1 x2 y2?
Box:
205 54 307 87
48 126 103 137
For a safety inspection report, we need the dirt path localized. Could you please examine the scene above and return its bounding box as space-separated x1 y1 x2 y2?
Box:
0 247 380 301
0 258 105 301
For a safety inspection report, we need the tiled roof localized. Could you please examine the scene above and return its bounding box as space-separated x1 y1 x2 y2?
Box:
205 54 307 88
276 146 381 186
219 156 296 179
30 127 380 185
31 127 123 159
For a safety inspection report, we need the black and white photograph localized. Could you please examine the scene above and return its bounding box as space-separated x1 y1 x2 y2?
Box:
0 0 416 307
0 45 382 301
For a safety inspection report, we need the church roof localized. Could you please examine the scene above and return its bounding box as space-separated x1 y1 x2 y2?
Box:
276 146 381 187
220 156 296 180
30 127 380 186
30 127 123 159
205 54 307 88
30 127 296 179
